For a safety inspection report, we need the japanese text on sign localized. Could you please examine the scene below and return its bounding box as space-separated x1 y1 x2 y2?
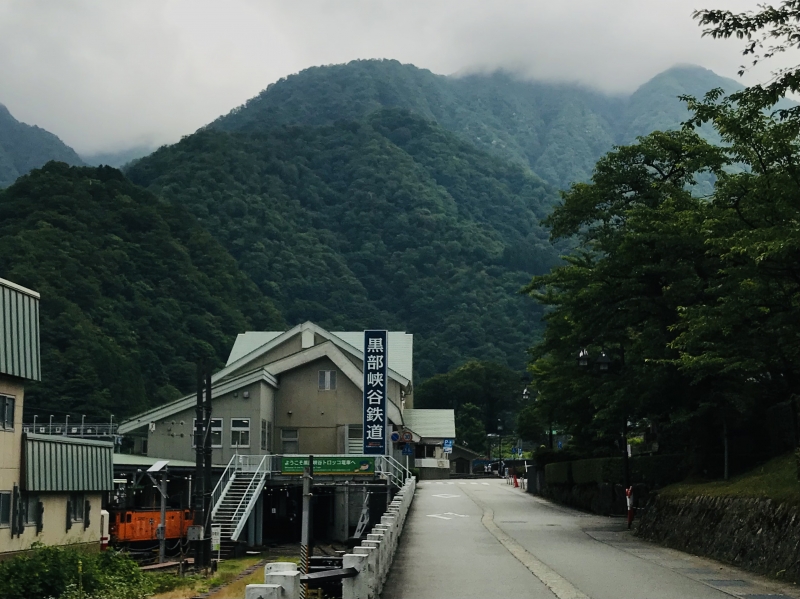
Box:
363 330 388 454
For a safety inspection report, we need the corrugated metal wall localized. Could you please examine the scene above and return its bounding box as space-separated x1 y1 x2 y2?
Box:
0 279 41 381
24 435 114 492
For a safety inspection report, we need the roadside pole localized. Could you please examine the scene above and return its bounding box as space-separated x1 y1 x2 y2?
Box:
300 455 314 599
159 473 167 563
194 364 204 570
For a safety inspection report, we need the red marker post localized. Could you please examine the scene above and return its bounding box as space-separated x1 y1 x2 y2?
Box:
626 486 634 529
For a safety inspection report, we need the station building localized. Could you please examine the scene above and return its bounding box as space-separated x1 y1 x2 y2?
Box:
118 321 455 548
0 277 113 557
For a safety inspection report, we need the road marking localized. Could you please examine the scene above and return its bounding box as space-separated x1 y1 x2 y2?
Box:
426 514 451 520
471 482 478 485
431 493 460 498
463 489 589 599
459 482 467 485
442 512 469 517
447 482 455 485
481 483 489 485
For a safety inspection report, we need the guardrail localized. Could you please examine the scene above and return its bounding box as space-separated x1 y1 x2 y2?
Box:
230 454 270 540
23 422 118 437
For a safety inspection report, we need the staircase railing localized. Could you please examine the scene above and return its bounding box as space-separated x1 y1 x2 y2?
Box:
230 454 270 540
210 453 238 519
376 455 412 488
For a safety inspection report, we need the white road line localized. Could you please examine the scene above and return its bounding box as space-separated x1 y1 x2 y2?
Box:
481 483 489 485
431 493 460 498
463 488 589 599
426 514 451 520
459 482 467 485
471 482 478 485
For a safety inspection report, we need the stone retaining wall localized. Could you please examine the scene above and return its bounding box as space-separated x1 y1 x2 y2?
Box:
637 494 800 582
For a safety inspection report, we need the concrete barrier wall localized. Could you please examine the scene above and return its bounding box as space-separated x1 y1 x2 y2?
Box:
245 477 417 599
343 476 416 599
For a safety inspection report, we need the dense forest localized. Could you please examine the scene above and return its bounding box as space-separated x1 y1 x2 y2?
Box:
0 104 83 188
0 60 763 425
0 163 283 419
128 110 561 379
211 61 746 189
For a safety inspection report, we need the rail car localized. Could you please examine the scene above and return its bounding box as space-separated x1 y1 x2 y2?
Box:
108 508 194 546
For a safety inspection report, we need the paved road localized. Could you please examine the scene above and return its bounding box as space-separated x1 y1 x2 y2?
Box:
383 478 799 599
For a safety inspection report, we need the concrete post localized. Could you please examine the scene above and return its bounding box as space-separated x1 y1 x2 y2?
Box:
342 553 368 599
245 584 282 599
353 546 377 597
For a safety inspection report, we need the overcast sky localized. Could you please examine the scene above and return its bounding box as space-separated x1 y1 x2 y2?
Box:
0 0 788 155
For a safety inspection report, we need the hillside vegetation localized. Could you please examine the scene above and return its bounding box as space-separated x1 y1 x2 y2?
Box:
212 61 744 189
129 109 560 379
0 103 84 188
0 163 284 419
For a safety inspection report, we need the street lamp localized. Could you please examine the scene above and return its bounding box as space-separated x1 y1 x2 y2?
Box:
49 415 53 435
497 419 503 459
596 350 612 372
577 348 590 368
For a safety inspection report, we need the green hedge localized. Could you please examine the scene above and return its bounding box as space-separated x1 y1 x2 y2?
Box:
545 461 571 485
546 454 688 487
571 458 622 485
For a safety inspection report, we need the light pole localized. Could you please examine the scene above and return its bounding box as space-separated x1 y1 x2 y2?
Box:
49 415 53 435
577 347 629 489
33 415 37 431
81 414 86 437
497 419 503 460
65 415 70 436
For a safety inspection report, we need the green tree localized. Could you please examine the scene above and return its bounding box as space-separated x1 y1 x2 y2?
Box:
455 403 486 453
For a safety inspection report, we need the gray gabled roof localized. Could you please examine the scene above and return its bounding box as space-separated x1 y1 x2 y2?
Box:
403 409 455 440
225 322 413 383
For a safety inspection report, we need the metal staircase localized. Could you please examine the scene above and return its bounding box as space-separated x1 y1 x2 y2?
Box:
211 454 269 542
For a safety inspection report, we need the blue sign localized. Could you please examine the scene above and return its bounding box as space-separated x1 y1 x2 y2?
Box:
511 447 518 455
363 330 388 455
402 443 414 456
557 441 563 450
443 439 453 449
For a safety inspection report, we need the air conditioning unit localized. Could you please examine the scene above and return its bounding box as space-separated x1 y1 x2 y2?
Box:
55 427 62 433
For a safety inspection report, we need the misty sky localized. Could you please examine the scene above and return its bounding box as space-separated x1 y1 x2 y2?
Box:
0 0 789 155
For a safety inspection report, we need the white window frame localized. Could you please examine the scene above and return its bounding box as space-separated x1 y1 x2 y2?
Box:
231 418 251 449
70 493 85 522
318 370 337 391
281 428 299 454
0 395 14 431
193 418 223 448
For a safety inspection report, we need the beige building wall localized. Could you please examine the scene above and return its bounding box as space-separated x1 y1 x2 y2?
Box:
231 335 303 377
0 494 103 555
0 375 23 494
147 381 275 464
274 357 363 455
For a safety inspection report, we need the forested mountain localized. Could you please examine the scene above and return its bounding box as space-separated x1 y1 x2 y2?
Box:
0 103 84 188
0 162 284 419
128 109 561 379
211 61 744 189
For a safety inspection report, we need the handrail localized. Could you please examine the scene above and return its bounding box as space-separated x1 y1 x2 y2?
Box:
384 454 413 482
210 453 238 519
230 454 269 540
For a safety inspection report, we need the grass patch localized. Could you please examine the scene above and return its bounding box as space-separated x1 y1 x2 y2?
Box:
149 554 300 599
660 453 800 506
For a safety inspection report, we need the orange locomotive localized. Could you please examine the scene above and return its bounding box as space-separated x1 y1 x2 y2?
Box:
109 508 194 545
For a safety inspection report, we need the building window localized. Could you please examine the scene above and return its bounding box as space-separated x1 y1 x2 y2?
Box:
70 493 84 522
0 395 14 430
231 418 250 448
318 370 337 390
193 418 223 448
0 492 10 527
347 425 363 454
281 429 299 454
23 494 38 526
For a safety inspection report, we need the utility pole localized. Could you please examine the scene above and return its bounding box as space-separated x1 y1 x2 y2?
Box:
300 456 314 599
194 364 205 570
204 369 213 568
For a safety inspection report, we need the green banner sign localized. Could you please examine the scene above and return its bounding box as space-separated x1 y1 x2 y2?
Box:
280 456 375 475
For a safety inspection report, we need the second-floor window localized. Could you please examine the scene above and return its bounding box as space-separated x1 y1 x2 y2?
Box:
281 429 299 453
231 419 250 448
319 370 337 390
193 418 223 448
1 395 14 431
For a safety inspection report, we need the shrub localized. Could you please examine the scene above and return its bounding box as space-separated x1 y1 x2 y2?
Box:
571 457 621 485
0 544 153 599
545 461 571 485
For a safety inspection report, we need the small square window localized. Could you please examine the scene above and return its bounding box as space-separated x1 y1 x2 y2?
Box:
318 370 336 390
231 418 250 448
193 418 223 448
281 429 299 454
